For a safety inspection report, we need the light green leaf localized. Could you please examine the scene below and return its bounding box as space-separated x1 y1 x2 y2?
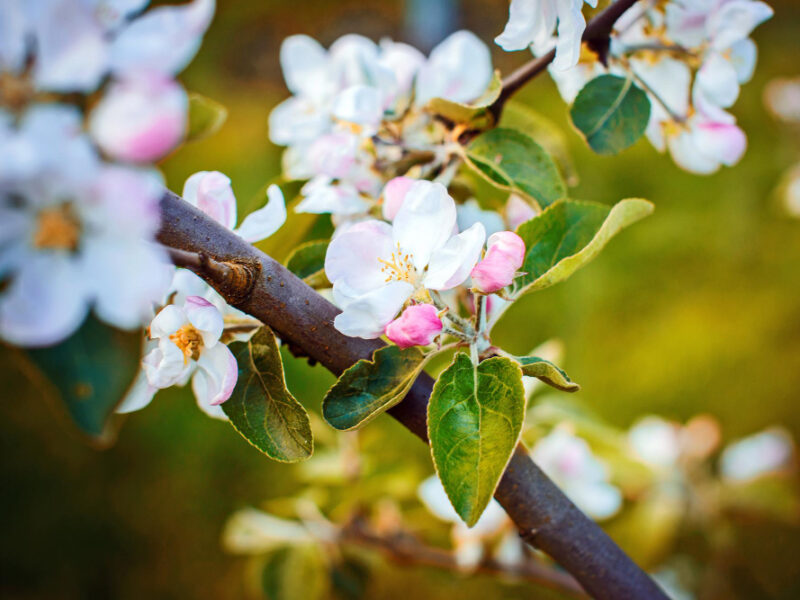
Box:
514 198 653 296
465 127 566 209
570 74 650 155
186 92 228 142
513 356 579 393
261 544 328 600
224 327 313 462
285 240 329 288
428 353 524 526
323 345 425 431
426 70 502 129
26 316 141 440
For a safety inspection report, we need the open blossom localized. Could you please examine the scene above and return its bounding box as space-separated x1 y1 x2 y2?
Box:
182 171 286 243
385 304 443 348
324 181 485 338
0 104 171 347
531 427 622 520
719 427 794 482
471 231 525 293
495 0 598 71
143 296 238 408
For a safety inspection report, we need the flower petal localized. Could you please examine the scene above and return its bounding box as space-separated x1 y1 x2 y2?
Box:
280 34 330 98
332 281 413 338
184 295 223 347
296 177 369 216
149 304 187 338
392 181 457 271
115 369 158 414
384 304 443 348
193 341 238 405
332 84 383 129
182 170 238 230
424 222 486 290
415 30 493 105
143 339 192 388
325 219 393 293
236 184 286 242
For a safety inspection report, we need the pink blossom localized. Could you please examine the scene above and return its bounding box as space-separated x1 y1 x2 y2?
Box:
384 304 443 348
381 176 415 221
470 231 525 293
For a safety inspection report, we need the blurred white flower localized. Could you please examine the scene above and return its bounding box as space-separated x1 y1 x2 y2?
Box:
719 427 794 482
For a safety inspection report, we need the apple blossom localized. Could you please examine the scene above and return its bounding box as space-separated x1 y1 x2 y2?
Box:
384 304 443 348
719 427 794 482
324 181 485 338
182 171 286 243
628 416 683 470
494 0 599 71
531 427 622 520
142 296 238 409
0 104 171 347
470 231 526 293
382 176 416 221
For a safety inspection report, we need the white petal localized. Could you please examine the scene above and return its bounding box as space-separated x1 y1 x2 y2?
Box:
332 281 413 338
332 85 383 128
692 120 747 167
695 52 740 109
0 254 88 347
149 304 187 338
0 0 28 74
116 369 158 414
720 428 794 481
325 219 394 293
730 38 757 84
194 341 238 405
110 0 215 76
377 40 426 105
280 34 330 98
392 181 456 271
184 295 223 347
182 171 238 230
236 184 286 242
708 0 773 51
494 0 549 52
33 0 109 92
268 96 331 146
416 30 493 105
667 129 720 175
296 177 369 216
568 481 622 520
143 338 191 388
552 0 588 72
424 222 486 290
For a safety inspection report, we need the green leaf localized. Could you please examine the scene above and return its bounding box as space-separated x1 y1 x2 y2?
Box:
513 356 579 393
224 327 313 462
261 545 328 600
323 345 425 431
465 127 566 209
285 240 330 288
26 316 142 440
186 92 228 142
428 353 524 526
426 70 502 129
570 74 650 155
514 198 653 296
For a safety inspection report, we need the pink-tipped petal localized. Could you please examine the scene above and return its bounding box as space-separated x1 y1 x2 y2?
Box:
194 341 239 405
382 176 416 221
184 295 224 347
182 171 237 230
384 304 443 348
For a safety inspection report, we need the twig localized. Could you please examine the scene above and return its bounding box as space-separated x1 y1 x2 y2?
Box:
163 245 260 304
156 190 668 600
490 0 642 119
339 517 587 597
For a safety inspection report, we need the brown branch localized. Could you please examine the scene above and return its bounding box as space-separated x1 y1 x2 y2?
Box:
163 245 260 304
339 517 587 597
490 0 642 119
157 190 667 600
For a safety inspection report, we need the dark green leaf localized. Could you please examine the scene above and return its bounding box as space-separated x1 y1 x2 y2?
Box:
285 240 330 288
426 70 502 129
186 92 228 142
428 353 524 526
323 345 425 431
224 327 313 462
465 127 566 209
261 545 328 600
570 74 650 155
513 356 579 392
26 316 142 440
514 198 653 296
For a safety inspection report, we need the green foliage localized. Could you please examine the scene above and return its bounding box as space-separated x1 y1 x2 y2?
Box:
261 544 328 600
225 327 313 462
186 92 228 142
570 75 650 155
323 345 426 431
26 316 142 440
428 353 525 526
514 198 654 296
513 356 579 393
426 70 502 130
284 240 330 288
465 127 566 209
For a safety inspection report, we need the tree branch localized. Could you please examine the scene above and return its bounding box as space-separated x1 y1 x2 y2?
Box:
490 0 641 118
156 190 667 600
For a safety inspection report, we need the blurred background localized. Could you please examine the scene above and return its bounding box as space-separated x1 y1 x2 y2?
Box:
2 0 800 598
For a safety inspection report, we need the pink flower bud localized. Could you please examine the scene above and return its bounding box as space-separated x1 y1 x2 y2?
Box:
470 231 525 293
385 304 443 348
182 171 238 230
382 176 415 221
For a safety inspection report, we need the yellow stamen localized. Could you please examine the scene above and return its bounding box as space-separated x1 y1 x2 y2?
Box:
169 325 204 363
378 243 417 284
32 204 82 251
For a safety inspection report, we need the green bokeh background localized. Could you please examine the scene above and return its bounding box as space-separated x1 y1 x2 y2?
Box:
2 1 799 598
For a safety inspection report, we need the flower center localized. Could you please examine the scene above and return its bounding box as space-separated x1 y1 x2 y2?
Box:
32 204 82 251
169 325 204 363
378 243 417 284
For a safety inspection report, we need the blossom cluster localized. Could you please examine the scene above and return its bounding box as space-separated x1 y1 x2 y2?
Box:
0 0 216 347
495 0 773 174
